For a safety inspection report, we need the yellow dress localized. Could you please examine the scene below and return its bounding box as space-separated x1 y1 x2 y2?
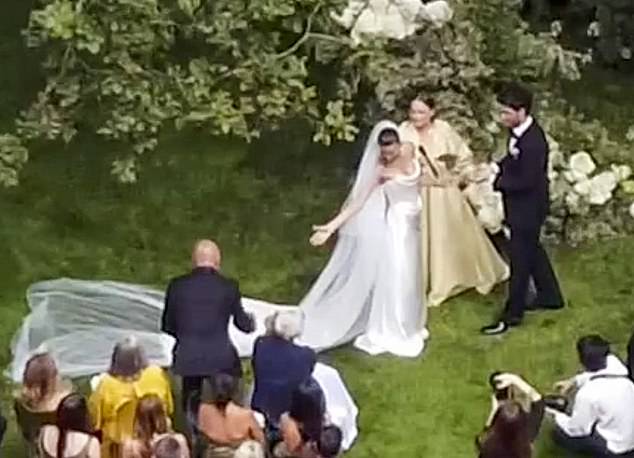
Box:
399 120 509 307
89 365 174 458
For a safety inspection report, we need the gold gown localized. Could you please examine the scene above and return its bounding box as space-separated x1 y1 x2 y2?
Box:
399 120 509 307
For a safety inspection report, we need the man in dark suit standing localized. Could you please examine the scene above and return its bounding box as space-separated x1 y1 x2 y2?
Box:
162 239 255 421
481 83 564 336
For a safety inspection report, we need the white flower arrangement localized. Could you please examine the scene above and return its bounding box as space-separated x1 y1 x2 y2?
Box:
331 0 453 45
551 150 633 221
464 146 634 238
463 163 504 234
569 151 596 175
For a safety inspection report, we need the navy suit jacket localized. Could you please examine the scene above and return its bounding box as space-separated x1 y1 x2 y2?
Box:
494 120 550 231
251 335 317 423
161 267 254 377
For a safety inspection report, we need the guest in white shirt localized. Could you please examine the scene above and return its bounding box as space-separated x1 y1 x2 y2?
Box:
550 335 634 457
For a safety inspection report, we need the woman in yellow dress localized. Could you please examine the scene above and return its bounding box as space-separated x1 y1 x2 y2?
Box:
399 96 509 307
89 337 174 458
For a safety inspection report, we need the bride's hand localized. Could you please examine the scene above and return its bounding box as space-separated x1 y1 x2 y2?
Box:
310 225 334 246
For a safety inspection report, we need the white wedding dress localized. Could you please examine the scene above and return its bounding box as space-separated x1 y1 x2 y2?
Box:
7 121 427 450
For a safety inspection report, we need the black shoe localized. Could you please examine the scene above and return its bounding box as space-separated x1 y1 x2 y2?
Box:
480 321 510 336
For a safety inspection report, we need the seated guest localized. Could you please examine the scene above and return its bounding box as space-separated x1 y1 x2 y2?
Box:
122 395 189 458
251 311 316 426
234 440 266 458
89 336 174 458
551 335 634 457
38 393 100 458
198 373 265 458
153 435 190 458
275 379 326 458
476 373 543 458
16 352 73 412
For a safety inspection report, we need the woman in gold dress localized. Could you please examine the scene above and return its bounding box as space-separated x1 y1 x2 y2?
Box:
399 96 509 307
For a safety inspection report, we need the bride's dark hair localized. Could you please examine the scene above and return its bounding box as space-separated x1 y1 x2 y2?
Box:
377 128 400 146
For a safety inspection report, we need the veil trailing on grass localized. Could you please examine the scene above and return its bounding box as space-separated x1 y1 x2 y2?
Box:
9 121 394 380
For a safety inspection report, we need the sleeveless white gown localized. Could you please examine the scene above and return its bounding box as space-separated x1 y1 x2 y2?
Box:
352 160 427 356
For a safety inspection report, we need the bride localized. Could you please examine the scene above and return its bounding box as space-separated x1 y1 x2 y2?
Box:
305 121 429 357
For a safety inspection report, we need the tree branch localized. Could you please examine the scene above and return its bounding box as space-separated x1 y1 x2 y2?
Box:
275 2 323 59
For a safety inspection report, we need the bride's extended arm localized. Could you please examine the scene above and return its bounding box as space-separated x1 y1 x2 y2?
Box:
310 173 382 246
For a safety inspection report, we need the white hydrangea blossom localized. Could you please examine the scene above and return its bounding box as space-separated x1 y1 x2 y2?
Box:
565 191 582 214
331 0 453 45
611 164 632 182
462 163 504 234
573 178 592 196
587 21 601 38
569 151 596 175
621 47 632 61
630 202 634 219
551 20 562 38
588 171 618 205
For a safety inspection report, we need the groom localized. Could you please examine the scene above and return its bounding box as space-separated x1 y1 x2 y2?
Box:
481 83 564 336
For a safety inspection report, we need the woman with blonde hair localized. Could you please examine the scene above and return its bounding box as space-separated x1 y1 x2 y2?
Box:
399 95 509 307
89 336 174 458
17 352 72 412
122 395 189 458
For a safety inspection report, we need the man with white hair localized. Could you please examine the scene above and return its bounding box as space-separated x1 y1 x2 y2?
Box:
251 310 316 429
162 239 255 427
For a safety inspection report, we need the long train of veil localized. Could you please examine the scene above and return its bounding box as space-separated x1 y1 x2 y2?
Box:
8 121 399 383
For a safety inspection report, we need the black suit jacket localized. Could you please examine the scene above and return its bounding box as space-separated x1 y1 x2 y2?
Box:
162 267 254 377
494 120 550 231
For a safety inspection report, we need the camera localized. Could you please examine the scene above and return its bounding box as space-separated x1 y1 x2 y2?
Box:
543 394 568 412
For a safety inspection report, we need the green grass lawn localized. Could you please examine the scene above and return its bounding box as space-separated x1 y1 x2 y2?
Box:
2 2 634 457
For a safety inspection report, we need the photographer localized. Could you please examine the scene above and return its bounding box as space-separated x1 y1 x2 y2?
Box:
476 373 544 458
549 335 634 457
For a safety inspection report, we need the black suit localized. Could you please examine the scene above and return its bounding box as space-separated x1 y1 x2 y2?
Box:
494 120 563 322
162 266 254 420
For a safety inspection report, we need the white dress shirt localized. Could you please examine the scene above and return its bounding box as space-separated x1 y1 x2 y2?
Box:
573 354 629 387
554 357 634 454
507 115 534 155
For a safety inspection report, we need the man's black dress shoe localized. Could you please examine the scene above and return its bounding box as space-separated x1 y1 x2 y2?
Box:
480 318 522 335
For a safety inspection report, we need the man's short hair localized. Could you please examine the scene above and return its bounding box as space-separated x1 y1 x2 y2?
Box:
577 335 610 372
497 82 533 114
